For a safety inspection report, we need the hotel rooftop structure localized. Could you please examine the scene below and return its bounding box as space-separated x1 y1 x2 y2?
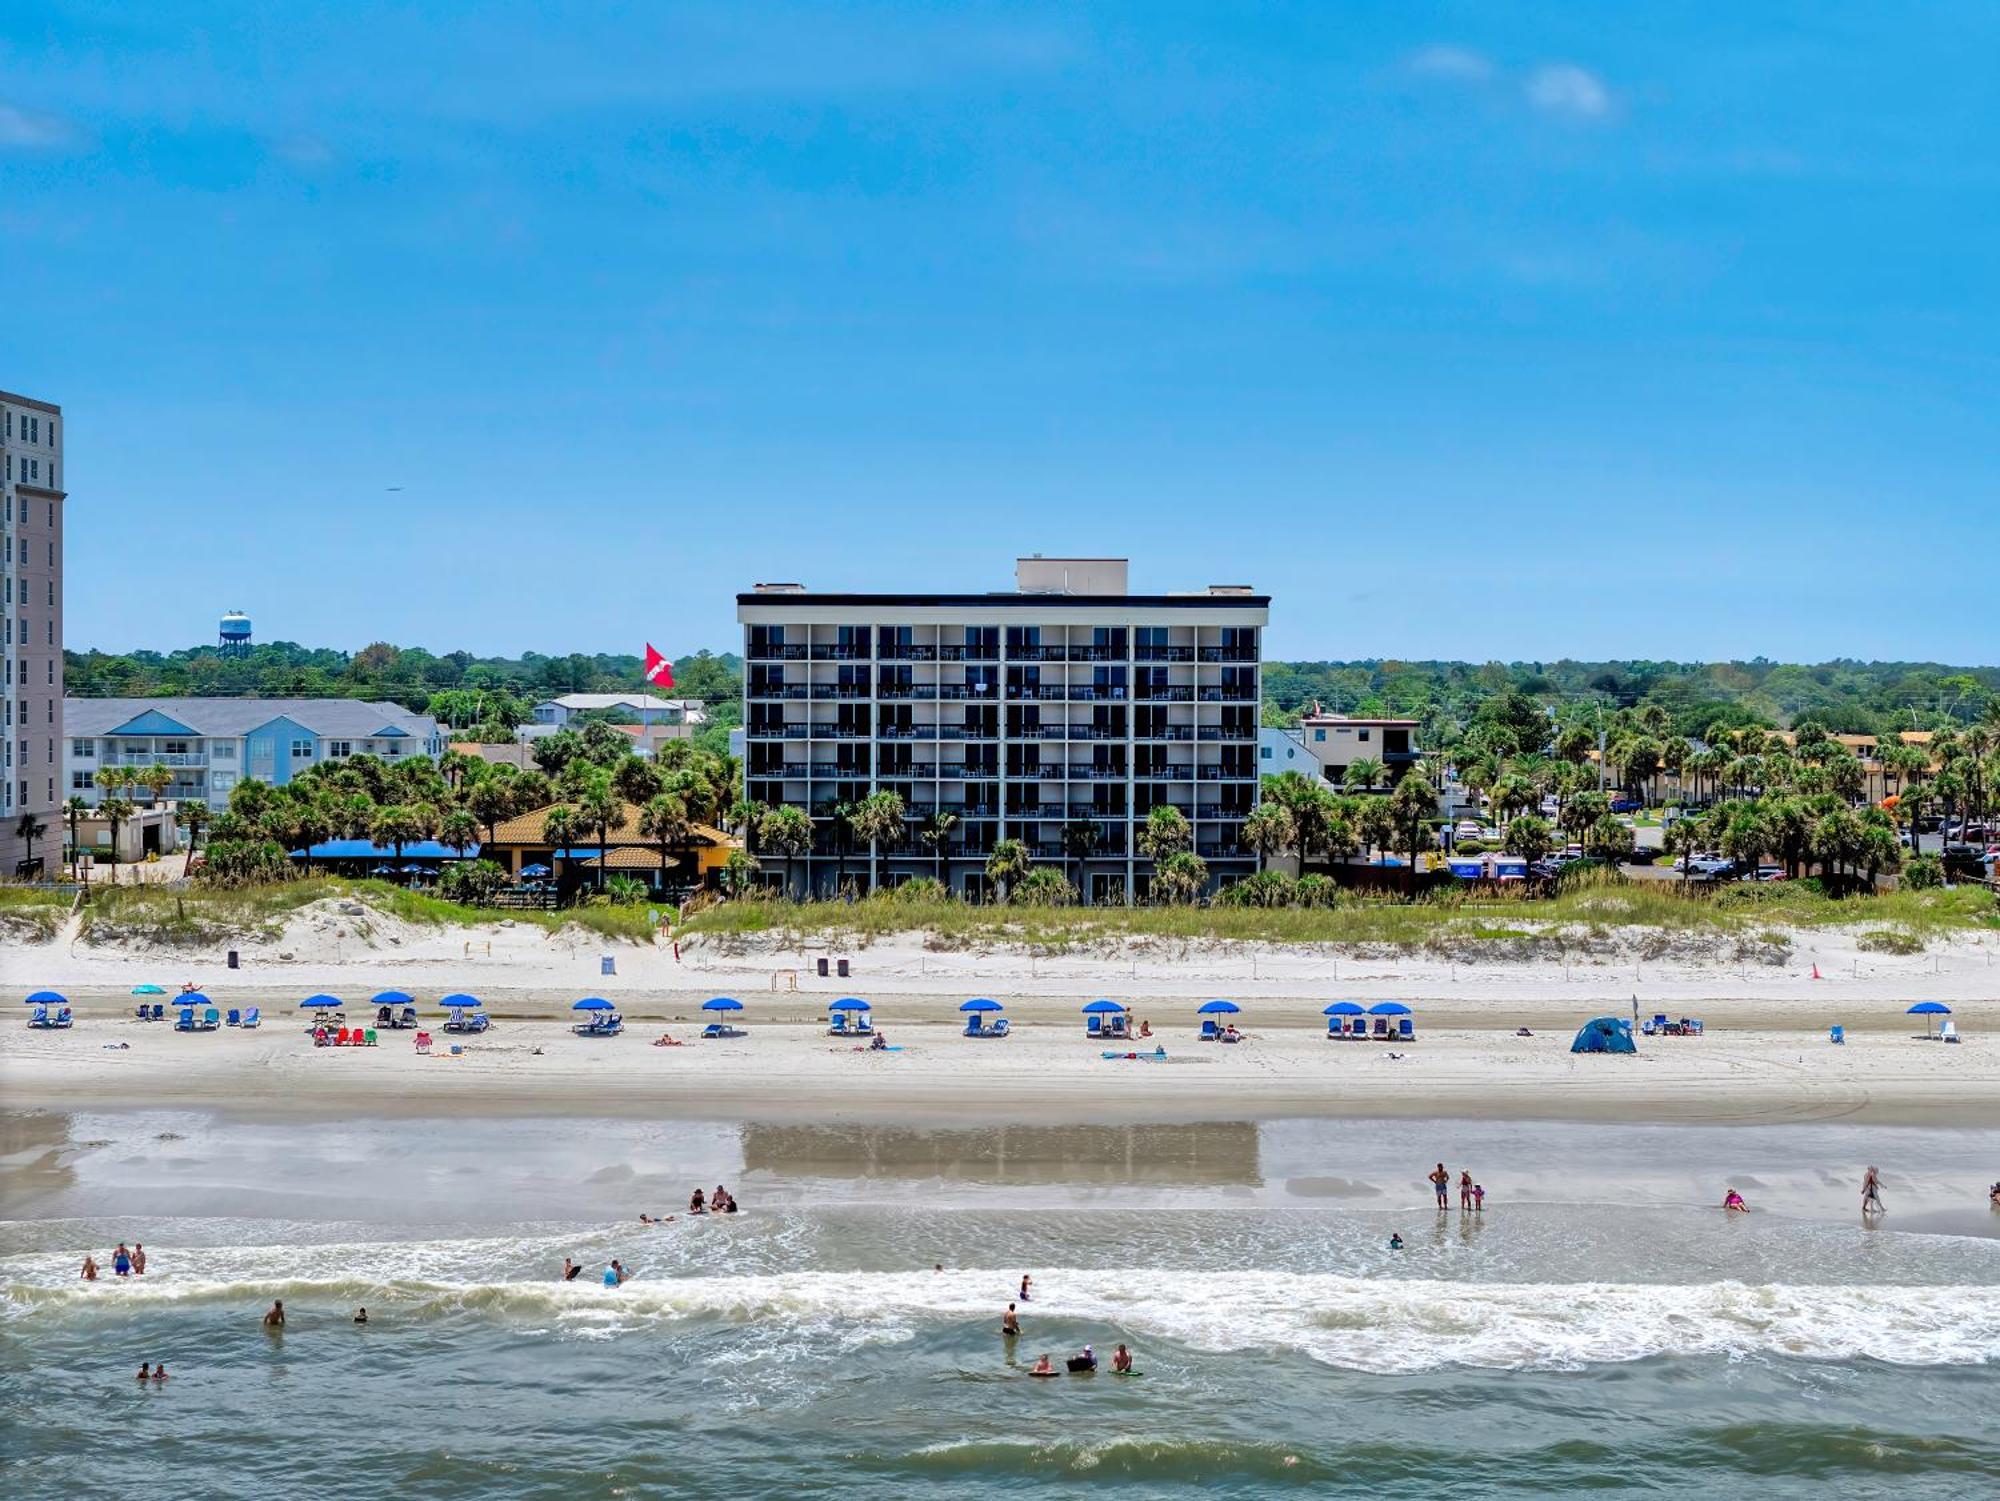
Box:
738 557 1268 902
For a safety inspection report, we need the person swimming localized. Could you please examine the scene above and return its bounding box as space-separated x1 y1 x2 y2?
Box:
151 1363 168 1381
354 1308 369 1324
137 1363 151 1381
1072 1344 1097 1372
1020 1274 1033 1301
1031 1354 1057 1377
80 1255 99 1281
1389 1233 1404 1250
689 1189 707 1214
1002 1302 1020 1336
264 1300 286 1329
563 1258 582 1282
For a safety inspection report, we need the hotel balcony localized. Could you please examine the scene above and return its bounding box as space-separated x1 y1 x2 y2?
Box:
748 643 810 661
746 683 809 700
103 752 210 767
1134 645 1195 662
937 645 1001 662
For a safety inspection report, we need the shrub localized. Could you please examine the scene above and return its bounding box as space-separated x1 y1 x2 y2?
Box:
894 876 950 905
1012 867 1078 907
1292 873 1339 909
196 838 291 886
437 859 507 906
1221 871 1295 908
604 875 648 907
1901 854 1944 891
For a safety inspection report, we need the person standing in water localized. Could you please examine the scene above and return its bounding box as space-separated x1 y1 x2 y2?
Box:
1002 1303 1020 1336
263 1300 286 1329
113 1244 133 1277
137 1363 151 1381
1862 1167 1884 1214
80 1255 99 1281
1429 1165 1450 1209
132 1244 147 1276
604 1260 626 1287
1458 1171 1474 1211
1019 1274 1033 1302
1112 1344 1133 1373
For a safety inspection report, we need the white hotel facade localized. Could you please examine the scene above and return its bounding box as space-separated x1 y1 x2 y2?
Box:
739 558 1267 901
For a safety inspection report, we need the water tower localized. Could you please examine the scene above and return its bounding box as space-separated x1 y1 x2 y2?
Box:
219 610 253 657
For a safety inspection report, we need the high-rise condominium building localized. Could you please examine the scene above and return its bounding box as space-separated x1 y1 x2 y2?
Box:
1 389 63 877
738 557 1268 902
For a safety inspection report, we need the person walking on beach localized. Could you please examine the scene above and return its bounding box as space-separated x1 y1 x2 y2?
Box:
263 1300 286 1329
1458 1171 1474 1211
1429 1165 1450 1209
132 1244 147 1276
1862 1167 1884 1214
1472 1184 1485 1212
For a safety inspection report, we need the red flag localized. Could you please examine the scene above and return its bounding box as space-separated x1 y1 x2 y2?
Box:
644 644 675 690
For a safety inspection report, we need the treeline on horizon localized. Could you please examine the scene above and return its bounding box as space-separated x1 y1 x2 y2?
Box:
62 641 2000 740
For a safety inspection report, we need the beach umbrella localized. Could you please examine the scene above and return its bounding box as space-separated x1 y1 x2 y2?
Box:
371 990 414 1006
572 997 615 1012
1081 999 1128 1014
520 863 552 877
177 993 212 1007
132 984 167 996
829 997 871 1012
299 994 342 1009
959 998 1003 1013
1196 999 1241 1015
702 997 744 1013
1368 1002 1413 1016
1907 1000 1951 1037
24 990 66 1004
439 993 481 1009
1323 1002 1365 1016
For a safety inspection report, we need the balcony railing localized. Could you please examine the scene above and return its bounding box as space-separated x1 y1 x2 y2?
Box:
1135 646 1194 662
103 752 209 767
1006 684 1067 701
1062 725 1121 741
1198 765 1257 781
1198 688 1259 703
1138 726 1195 742
1067 646 1122 662
1196 726 1257 741
747 684 808 700
938 645 1000 661
938 684 999 700
809 685 870 700
808 725 870 739
1005 645 1065 662
1066 766 1127 781
1135 686 1195 703
875 685 937 700
748 643 809 661
878 645 936 661
1199 648 1259 663
747 725 810 739
1067 686 1127 702
877 726 938 741
1197 842 1250 859
1140 766 1194 782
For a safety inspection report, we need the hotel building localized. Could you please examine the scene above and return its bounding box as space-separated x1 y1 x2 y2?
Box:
738 558 1268 901
1 389 64 876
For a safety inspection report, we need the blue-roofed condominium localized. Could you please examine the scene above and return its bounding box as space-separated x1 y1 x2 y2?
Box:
64 698 444 811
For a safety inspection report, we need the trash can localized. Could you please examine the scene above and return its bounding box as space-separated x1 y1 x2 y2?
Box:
227 950 239 970
601 955 616 976
837 958 850 979
816 957 829 978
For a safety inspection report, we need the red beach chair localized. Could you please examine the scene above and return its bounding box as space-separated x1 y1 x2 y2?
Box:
415 1031 433 1054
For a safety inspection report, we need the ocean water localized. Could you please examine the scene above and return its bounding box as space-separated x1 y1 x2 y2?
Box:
5 1112 1999 1498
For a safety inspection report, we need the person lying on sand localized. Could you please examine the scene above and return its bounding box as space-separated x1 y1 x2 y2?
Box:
652 1032 684 1047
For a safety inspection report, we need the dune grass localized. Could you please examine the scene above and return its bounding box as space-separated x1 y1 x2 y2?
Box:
0 885 71 939
80 878 663 946
677 872 2000 953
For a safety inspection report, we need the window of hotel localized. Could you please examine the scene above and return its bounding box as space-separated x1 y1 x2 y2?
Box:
328 740 351 758
1314 729 1325 742
71 738 93 758
211 772 236 793
71 771 93 791
211 742 235 760
1357 729 1370 742
291 740 314 759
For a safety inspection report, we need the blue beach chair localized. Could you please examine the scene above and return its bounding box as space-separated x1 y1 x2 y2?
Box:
175 1007 196 1032
202 1008 221 1031
28 1004 49 1029
226 1009 241 1026
1398 1017 1415 1041
242 1007 260 1029
1199 1018 1220 1041
1830 1025 1845 1045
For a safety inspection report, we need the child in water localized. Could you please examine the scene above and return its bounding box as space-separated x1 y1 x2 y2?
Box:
1723 1189 1749 1212
1389 1233 1404 1250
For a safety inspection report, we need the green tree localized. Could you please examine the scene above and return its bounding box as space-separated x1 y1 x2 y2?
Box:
467 776 518 849
438 808 481 858
1388 771 1437 892
1503 813 1555 863
757 805 815 895
13 812 47 876
852 791 908 888
639 792 692 886
1150 849 1208 904
1136 805 1192 861
62 795 89 874
574 775 628 892
1240 802 1296 867
918 809 959 887
1343 757 1385 792
369 804 423 878
985 837 1031 902
1060 815 1102 898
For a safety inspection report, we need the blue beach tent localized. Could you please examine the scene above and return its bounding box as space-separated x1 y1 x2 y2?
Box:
1571 1016 1636 1054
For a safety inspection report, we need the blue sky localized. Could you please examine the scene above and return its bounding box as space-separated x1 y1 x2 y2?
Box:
6 2 1997 663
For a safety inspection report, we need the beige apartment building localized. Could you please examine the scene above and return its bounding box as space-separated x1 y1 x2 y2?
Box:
1 388 64 877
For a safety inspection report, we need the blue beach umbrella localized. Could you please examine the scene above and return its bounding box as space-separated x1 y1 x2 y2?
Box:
1907 1000 1951 1037
132 984 167 996
520 863 552 878
1368 1002 1413 1017
572 997 615 1012
439 993 481 1009
960 998 1003 1013
1196 999 1240 1015
24 990 66 1004
372 990 415 1006
702 997 744 1013
177 993 212 1007
829 997 871 1013
299 994 342 1009
1081 999 1128 1015
1323 1002 1365 1016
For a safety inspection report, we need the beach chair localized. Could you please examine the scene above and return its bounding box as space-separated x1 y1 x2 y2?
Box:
1087 1015 1104 1037
399 1005 418 1029
1941 1020 1960 1044
963 1018 981 1037
829 1013 851 1036
135 1003 151 1021
334 1027 353 1046
226 1009 241 1027
415 1031 433 1054
202 1008 221 1031
150 1003 165 1021
1398 1017 1415 1041
175 1007 196 1032
1199 1018 1220 1041
377 1006 394 1027
27 1004 48 1028
363 1029 379 1046
242 1007 260 1029
1829 1025 1845 1045
702 1021 725 1038
991 1018 1009 1036
853 1017 874 1035
51 1006 73 1029
1685 1018 1704 1036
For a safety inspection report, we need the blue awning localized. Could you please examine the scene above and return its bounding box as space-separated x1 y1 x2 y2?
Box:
290 840 479 861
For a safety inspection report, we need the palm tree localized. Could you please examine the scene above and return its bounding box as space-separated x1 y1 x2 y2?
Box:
1662 815 1707 886
757 805 815 897
1388 771 1436 893
918 809 959 887
1240 802 1296 869
574 776 628 892
1343 757 1385 793
1060 815 1101 900
369 804 422 880
62 795 88 875
828 800 859 895
98 797 134 877
1149 849 1208 904
851 791 907 890
1503 813 1555 864
1136 805 1192 862
438 808 481 859
13 812 47 877
985 837 1030 903
639 792 692 887
467 776 518 850
140 762 174 808
541 805 583 887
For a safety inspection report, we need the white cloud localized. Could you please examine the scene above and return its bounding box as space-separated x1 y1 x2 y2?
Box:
1407 45 1494 83
270 132 336 169
0 101 79 149
1525 63 1612 121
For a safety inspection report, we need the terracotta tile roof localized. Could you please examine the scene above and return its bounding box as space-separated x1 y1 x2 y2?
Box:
487 800 734 848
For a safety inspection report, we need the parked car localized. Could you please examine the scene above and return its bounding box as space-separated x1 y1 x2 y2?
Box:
1751 865 1787 882
1610 797 1642 814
